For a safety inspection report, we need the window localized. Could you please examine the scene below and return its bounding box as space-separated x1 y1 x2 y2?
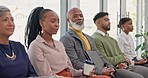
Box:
1 0 60 44
80 0 99 35
108 0 120 38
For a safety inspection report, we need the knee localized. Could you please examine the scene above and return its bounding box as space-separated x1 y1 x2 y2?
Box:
90 75 111 78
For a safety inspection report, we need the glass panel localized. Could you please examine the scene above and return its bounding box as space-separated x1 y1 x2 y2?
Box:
0 0 60 44
80 0 99 35
108 0 120 38
126 0 137 40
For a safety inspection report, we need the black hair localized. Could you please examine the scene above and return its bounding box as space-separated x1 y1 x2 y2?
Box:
25 7 52 48
118 17 132 28
93 12 108 23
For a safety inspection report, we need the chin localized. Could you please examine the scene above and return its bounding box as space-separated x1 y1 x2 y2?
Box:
53 32 57 35
8 33 13 36
107 28 110 31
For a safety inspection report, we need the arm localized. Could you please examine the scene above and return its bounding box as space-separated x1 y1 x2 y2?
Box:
86 36 114 74
27 61 38 77
96 49 114 68
92 41 115 74
135 58 147 65
92 40 114 68
116 37 124 53
94 39 126 66
28 42 55 76
62 43 83 77
60 36 84 69
20 43 38 77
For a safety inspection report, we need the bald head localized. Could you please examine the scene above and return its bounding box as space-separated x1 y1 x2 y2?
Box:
67 8 82 18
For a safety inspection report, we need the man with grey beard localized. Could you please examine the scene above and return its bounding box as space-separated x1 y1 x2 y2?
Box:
60 8 117 78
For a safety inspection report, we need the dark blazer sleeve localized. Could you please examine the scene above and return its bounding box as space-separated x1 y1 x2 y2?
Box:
20 43 38 77
60 35 84 69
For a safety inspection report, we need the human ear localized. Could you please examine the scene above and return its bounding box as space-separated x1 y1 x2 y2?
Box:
39 20 44 28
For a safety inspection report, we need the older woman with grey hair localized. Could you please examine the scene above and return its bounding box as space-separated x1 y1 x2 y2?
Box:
0 5 37 78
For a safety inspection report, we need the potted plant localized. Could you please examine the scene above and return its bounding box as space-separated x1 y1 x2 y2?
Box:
135 31 148 58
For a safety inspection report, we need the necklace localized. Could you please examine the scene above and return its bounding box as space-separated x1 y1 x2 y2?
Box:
0 42 16 60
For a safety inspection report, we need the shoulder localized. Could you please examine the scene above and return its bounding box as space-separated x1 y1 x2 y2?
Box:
29 39 41 50
54 40 63 46
92 32 102 39
60 33 75 42
84 33 91 38
109 36 117 42
84 33 94 41
9 40 24 47
117 33 124 38
9 41 27 55
116 33 125 41
61 32 72 39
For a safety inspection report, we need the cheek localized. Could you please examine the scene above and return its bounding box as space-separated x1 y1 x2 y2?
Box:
130 27 134 31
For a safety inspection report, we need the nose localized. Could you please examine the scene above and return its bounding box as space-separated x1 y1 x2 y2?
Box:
55 21 59 27
109 21 111 25
8 19 14 26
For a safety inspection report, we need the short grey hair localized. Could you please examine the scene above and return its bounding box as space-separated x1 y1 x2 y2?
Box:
0 5 10 17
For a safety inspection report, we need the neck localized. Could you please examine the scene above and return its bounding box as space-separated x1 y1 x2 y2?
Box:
41 33 53 43
98 28 107 34
0 36 9 44
123 30 129 34
70 26 82 33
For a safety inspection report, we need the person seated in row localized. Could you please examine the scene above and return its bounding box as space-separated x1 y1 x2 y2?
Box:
0 5 37 78
92 12 148 78
116 17 148 66
60 7 116 78
25 6 108 78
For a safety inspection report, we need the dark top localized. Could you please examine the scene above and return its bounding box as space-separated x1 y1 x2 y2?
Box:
0 40 37 78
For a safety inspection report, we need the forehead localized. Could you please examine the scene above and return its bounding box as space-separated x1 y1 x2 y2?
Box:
69 8 82 15
44 11 59 19
0 11 11 18
102 15 109 19
98 15 109 21
126 20 132 23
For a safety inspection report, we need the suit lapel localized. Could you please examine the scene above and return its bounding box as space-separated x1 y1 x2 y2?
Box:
68 29 86 51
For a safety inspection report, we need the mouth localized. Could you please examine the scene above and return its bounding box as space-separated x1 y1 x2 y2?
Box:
54 28 59 32
8 28 14 31
76 21 84 25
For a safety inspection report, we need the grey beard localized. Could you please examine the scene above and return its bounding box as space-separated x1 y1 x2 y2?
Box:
69 20 84 31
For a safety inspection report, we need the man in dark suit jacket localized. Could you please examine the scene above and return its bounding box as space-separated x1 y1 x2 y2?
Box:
60 7 116 77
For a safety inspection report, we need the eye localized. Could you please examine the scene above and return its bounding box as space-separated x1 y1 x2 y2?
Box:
11 17 14 22
104 18 110 21
73 15 78 18
51 19 56 23
58 19 59 23
2 18 8 22
80 14 83 17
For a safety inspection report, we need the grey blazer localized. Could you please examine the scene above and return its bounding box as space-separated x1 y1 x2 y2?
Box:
60 29 113 75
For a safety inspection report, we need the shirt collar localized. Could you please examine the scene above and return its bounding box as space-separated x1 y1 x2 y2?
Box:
36 35 57 47
121 31 131 38
69 26 83 34
96 29 109 36
36 35 45 42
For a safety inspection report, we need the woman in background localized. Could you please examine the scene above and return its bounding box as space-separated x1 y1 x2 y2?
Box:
0 5 37 78
116 17 148 66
